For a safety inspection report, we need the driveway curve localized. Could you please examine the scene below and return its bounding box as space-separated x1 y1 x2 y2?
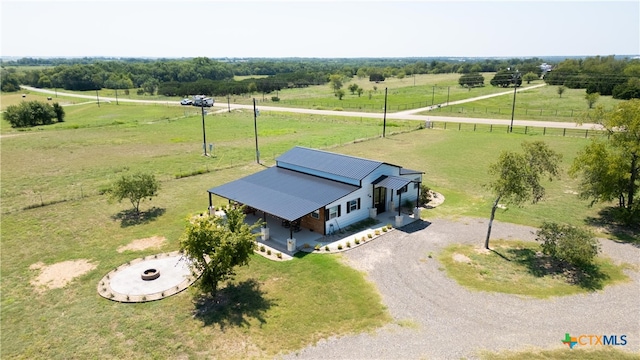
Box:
282 217 640 359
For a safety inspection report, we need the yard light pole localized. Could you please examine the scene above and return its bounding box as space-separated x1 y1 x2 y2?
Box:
201 100 208 156
510 71 520 133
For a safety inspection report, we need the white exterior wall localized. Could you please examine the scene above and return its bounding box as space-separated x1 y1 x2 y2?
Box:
323 186 370 234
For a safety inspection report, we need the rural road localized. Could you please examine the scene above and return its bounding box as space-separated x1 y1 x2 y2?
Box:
20 85 603 130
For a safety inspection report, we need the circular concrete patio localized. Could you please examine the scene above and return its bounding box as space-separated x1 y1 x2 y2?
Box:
97 251 201 303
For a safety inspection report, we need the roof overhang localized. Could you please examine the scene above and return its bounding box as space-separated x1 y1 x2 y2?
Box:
208 167 359 221
372 175 413 191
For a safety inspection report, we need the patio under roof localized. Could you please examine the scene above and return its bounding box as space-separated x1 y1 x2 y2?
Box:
372 175 413 190
208 167 359 221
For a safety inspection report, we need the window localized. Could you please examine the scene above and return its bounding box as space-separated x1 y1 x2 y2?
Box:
346 198 360 213
327 205 341 219
396 185 408 195
414 177 420 189
311 210 320 219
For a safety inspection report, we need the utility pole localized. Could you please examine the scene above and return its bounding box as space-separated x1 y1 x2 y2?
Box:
227 94 231 113
115 89 119 105
201 101 207 156
383 87 388 138
96 90 100 108
253 98 260 164
431 85 435 106
446 86 450 105
510 71 520 133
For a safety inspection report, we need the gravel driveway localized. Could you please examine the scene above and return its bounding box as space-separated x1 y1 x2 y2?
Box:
282 217 640 359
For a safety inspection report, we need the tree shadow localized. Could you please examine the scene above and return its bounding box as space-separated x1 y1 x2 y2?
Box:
584 207 640 247
507 248 609 291
111 206 166 227
192 279 274 330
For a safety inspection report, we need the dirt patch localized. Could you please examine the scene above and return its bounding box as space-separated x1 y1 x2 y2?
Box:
452 253 472 263
30 259 97 293
117 236 166 253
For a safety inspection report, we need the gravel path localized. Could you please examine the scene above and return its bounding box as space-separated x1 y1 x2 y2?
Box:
282 217 640 359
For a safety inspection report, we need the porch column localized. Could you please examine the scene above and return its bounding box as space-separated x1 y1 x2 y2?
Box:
261 212 269 241
395 191 404 227
415 181 420 208
208 192 212 208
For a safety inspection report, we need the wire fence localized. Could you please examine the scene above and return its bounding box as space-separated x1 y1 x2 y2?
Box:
424 120 609 139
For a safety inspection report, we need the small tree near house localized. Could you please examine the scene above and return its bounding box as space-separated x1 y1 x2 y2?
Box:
484 141 562 249
107 172 159 215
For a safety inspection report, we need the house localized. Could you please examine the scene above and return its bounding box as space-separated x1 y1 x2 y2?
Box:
207 146 423 239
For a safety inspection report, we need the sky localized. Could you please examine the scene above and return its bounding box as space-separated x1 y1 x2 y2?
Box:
1 0 638 59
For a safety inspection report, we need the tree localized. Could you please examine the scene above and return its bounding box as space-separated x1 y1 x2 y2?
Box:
557 85 566 98
335 89 345 100
585 92 600 109
490 69 520 88
247 82 257 94
180 206 261 297
3 101 62 128
348 83 359 95
522 71 538 84
356 86 363 97
397 71 406 80
570 100 640 223
329 74 343 93
484 141 562 249
536 222 600 268
458 72 485 88
107 172 159 215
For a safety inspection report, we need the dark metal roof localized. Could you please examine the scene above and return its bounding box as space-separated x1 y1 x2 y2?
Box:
400 168 424 175
276 147 383 182
208 167 358 221
372 175 412 190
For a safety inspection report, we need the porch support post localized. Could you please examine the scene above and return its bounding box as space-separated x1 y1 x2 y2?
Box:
263 212 267 227
398 192 402 216
371 184 375 208
415 181 420 208
208 192 212 208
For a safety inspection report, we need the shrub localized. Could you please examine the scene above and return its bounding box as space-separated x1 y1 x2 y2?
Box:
314 244 321 251
536 222 600 268
355 238 360 245
367 233 373 239
375 230 381 236
325 245 330 251
386 223 393 229
361 236 366 242
418 184 431 205
337 244 343 250
382 226 388 232
3 100 64 128
346 241 351 248
260 245 266 252
277 252 282 259
271 96 280 102
267 249 272 256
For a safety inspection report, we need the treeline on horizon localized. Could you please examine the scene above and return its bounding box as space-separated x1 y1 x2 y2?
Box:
1 55 638 100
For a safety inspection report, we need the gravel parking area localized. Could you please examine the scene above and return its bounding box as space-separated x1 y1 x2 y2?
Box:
282 217 640 359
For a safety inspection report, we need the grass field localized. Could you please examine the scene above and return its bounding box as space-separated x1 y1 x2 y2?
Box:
424 83 624 122
439 240 630 298
1 98 637 359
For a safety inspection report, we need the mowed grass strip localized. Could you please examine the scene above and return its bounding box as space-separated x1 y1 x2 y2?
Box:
438 240 630 298
480 347 640 360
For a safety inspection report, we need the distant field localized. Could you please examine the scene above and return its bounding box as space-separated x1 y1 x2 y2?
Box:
423 83 624 122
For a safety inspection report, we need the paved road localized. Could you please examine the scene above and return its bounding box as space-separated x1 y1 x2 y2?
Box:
20 86 603 130
282 217 640 359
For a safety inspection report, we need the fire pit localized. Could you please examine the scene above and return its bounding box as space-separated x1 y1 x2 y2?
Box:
141 268 160 281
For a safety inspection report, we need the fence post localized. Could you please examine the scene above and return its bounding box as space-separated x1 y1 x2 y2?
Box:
543 127 546 136
490 124 493 132
563 128 566 137
473 124 476 132
585 130 588 138
458 123 461 131
444 122 447 130
525 126 528 134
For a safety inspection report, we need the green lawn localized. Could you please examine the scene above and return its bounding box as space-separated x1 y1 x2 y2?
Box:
439 240 631 298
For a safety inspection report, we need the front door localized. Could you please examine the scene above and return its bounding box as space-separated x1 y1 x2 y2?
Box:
374 187 386 214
